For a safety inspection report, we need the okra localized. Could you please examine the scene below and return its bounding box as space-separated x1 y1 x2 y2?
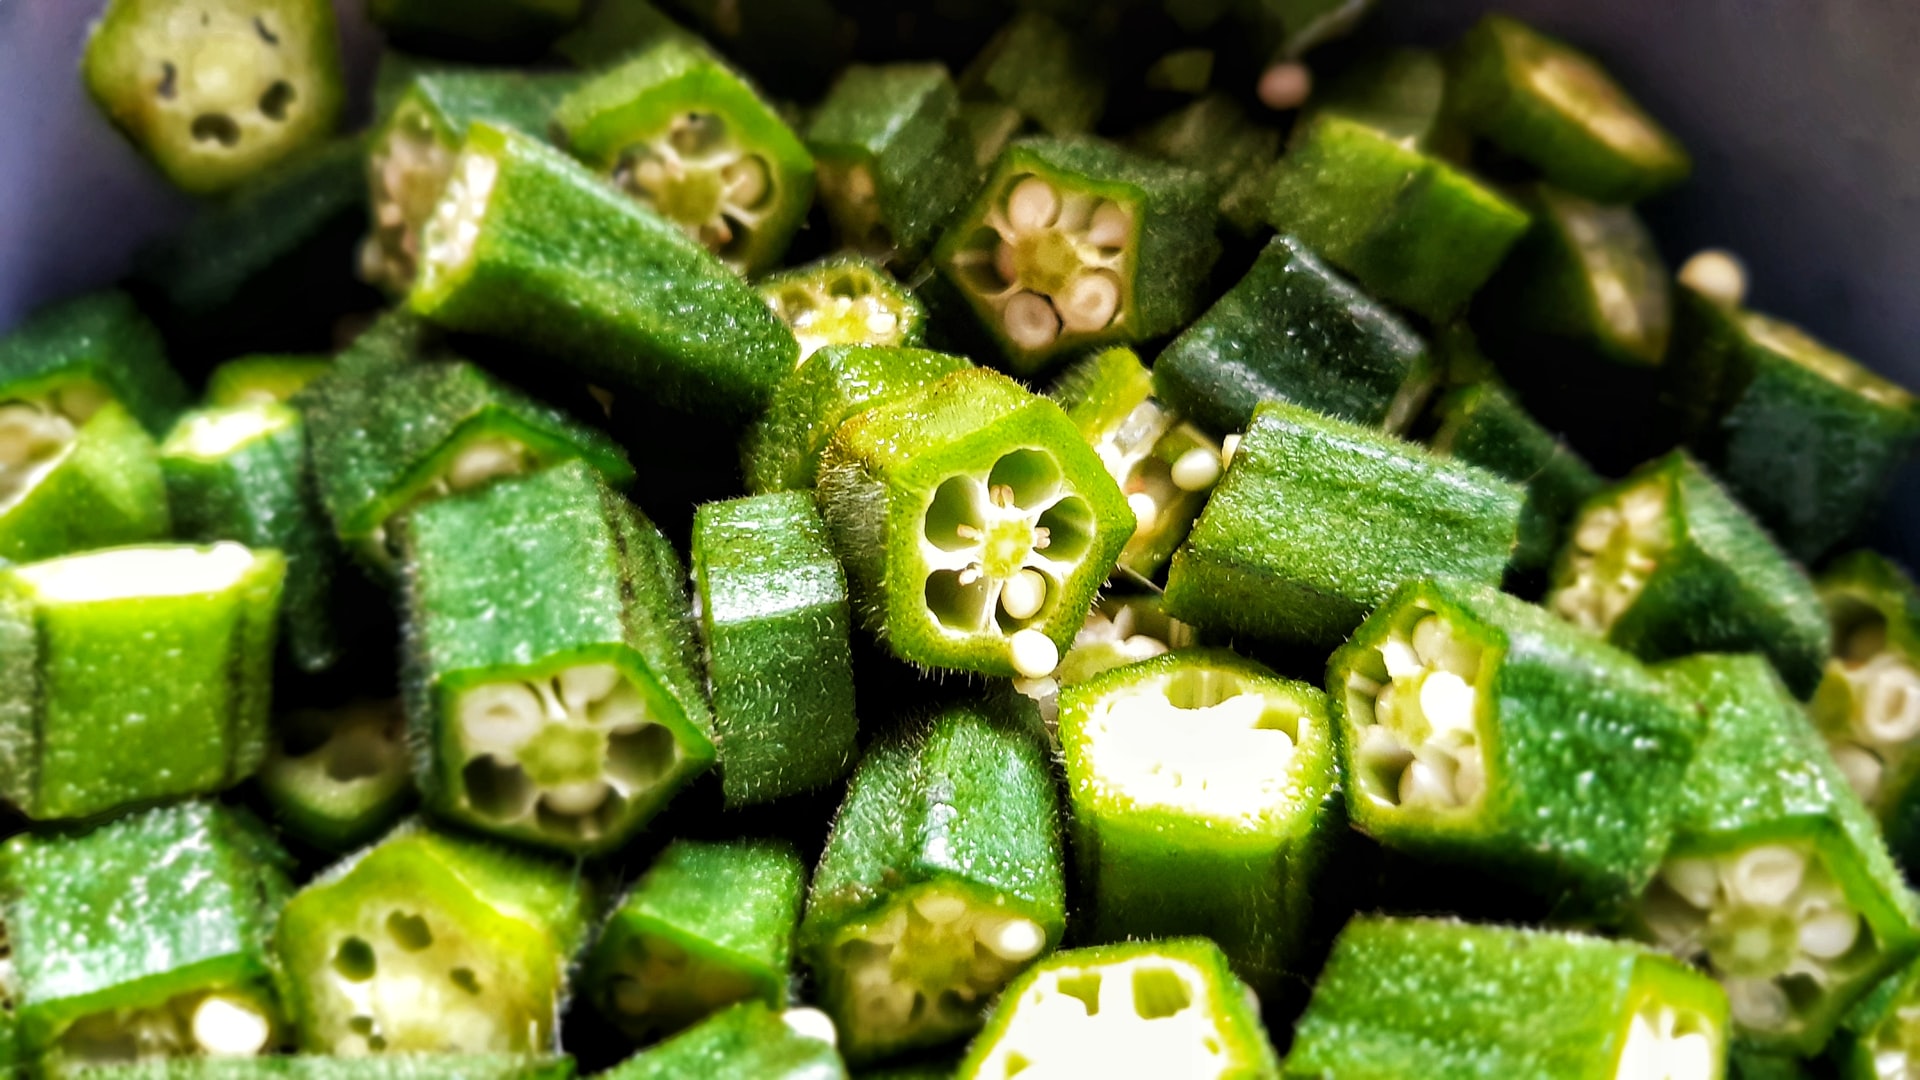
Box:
551 0 691 70
1294 47 1463 158
1128 93 1282 235
204 355 331 407
366 0 584 59
83 0 344 194
408 123 799 420
800 696 1065 1064
1635 654 1920 1054
0 399 170 566
1831 956 1920 1080
815 367 1134 679
955 938 1279 1080
553 38 815 274
260 699 414 854
1162 400 1524 647
75 1057 577 1079
932 136 1219 375
758 256 928 364
0 290 188 437
1448 13 1691 203
959 12 1107 136
1283 917 1728 1080
602 1001 846 1080
0 543 284 821
1547 451 1831 699
1014 592 1197 725
0 802 292 1072
585 838 805 1041
1152 233 1437 438
274 820 592 1055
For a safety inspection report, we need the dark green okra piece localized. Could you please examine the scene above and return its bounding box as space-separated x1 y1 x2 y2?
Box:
274 820 592 1055
0 543 284 821
205 355 331 407
408 123 799 420
397 462 713 854
1547 451 1830 699
932 136 1220 375
0 290 187 436
1153 233 1437 438
815 367 1134 679
758 256 928 364
586 838 806 1041
260 699 415 854
74 1056 577 1079
0 399 170 565
1163 400 1524 647
1294 47 1464 157
1832 955 1920 1080
1812 552 1920 864
1635 654 1920 1055
0 803 293 1072
1284 917 1728 1080
959 12 1107 136
367 0 584 59
801 696 1065 1065
1129 93 1282 235
1447 13 1691 203
602 1001 847 1080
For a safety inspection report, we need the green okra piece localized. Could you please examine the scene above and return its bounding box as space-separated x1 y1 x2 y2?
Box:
1547 451 1831 699
1059 650 1337 995
956 938 1279 1079
1267 115 1531 322
1128 93 1282 235
367 0 584 59
586 838 805 1041
758 256 928 365
1447 13 1691 203
1153 233 1437 438
693 494 859 808
960 12 1107 136
274 820 592 1055
801 696 1065 1064
1329 577 1702 914
1163 400 1524 647
932 136 1220 375
1634 654 1920 1055
1283 917 1728 1080
1294 47 1464 158
205 355 331 407
553 38 815 274
0 543 284 821
602 1001 847 1080
551 0 691 70
0 290 187 436
260 699 415 854
1052 593 1194 690
815 367 1134 679
958 101 1021 173
1832 954 1920 1080
0 802 294 1072
0 399 170 566
75 1056 577 1079
409 123 799 420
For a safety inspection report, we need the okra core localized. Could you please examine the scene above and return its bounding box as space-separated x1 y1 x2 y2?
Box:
968 956 1231 1077
610 113 780 268
946 174 1134 352
1614 1001 1718 1080
763 273 908 363
129 7 309 158
362 103 456 292
59 988 275 1063
1821 614 1920 806
1553 479 1671 632
420 150 501 286
1344 609 1488 812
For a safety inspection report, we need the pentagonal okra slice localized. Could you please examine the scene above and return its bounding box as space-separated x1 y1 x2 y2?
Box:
958 12 1108 137
602 1001 846 1080
0 290 188 437
273 821 591 1055
205 355 330 407
1283 917 1727 1080
261 699 414 854
757 255 928 365
1812 553 1920 862
801 697 1065 1065
1130 94 1282 237
932 136 1219 375
1636 655 1920 1055
815 367 1133 679
0 398 171 566
0 803 293 1070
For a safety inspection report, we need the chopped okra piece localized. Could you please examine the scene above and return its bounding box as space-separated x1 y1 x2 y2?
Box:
205 355 330 407
1547 451 1831 699
932 136 1220 375
82 0 344 194
0 290 188 437
1812 553 1920 864
1448 13 1691 203
1153 234 1437 439
553 38 815 274
758 256 928 364
0 399 170 565
1636 655 1920 1054
261 699 414 854
0 543 285 821
1059 650 1336 995
366 0 584 58
693 494 859 807
72 1055 579 1078
409 123 799 420
274 820 592 1055
1831 955 1920 1080
586 838 805 1042
801 697 1065 1064
602 1001 847 1080
1284 917 1728 1080
959 12 1108 136
815 367 1134 678
1163 400 1524 648
0 803 293 1072
1129 93 1282 235
1015 593 1197 725
955 938 1279 1080
1293 47 1463 157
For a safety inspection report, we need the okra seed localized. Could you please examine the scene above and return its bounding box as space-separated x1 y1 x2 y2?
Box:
722 156 772 208
1011 628 1060 679
1085 202 1132 249
1830 742 1884 803
986 918 1045 962
1000 569 1048 621
1399 759 1454 807
1678 249 1748 308
1057 271 1121 334
1661 1032 1716 1080
558 664 622 713
1729 845 1805 906
191 995 271 1056
1797 907 1861 959
994 241 1020 286
458 683 544 752
1862 662 1920 742
1169 448 1222 492
1127 492 1158 534
913 891 969 924
446 437 532 491
1726 978 1791 1030
1418 672 1475 733
1257 62 1314 111
1379 637 1422 680
781 1007 838 1046
1005 292 1062 350
1007 177 1061 232
543 780 611 816
1660 857 1721 909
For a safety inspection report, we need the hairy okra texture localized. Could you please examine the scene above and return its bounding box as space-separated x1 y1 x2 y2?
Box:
273 821 592 1056
260 699 415 854
931 136 1219 375
1292 46 1463 159
1634 655 1920 1055
958 12 1108 138
204 354 330 407
757 255 928 364
396 462 714 854
0 803 293 1073
800 697 1065 1065
1812 553 1920 866
1283 917 1728 1080
815 367 1134 679
1547 451 1831 699
70 1056 577 1078
602 1001 846 1080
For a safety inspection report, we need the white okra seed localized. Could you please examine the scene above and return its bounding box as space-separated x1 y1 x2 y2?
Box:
1004 292 1061 351
192 996 272 1056
1220 433 1241 465
1127 491 1159 535
912 891 968 924
1257 61 1313 111
1797 907 1861 959
1085 201 1131 248
1729 845 1805 906
781 1007 838 1046
1010 629 1059 679
1831 743 1884 803
1000 569 1048 621
543 780 611 816
1863 666 1920 742
1007 177 1060 232
1659 857 1721 909
558 664 621 712
1169 447 1223 492
1678 249 1748 308
985 918 1044 962
1057 271 1121 333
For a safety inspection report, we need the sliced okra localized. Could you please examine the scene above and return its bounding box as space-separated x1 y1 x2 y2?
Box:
0 290 188 437
1293 47 1464 157
585 838 805 1042
757 256 928 365
815 367 1134 679
1812 552 1920 864
603 1001 846 1080
0 399 170 566
1831 956 1920 1080
932 136 1219 375
801 697 1065 1064
67 1056 578 1078
261 699 414 854
1128 93 1281 236
1014 593 1196 725
205 355 331 407
1547 451 1831 699
0 802 293 1071
366 0 583 58
960 12 1107 136
1163 400 1524 647
960 101 1022 172
0 543 284 821
1284 917 1727 1080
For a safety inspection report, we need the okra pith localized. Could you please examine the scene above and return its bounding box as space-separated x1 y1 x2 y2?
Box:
0 399 171 567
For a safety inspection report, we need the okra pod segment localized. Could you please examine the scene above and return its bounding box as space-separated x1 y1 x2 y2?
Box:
0 399 170 566
757 256 928 364
602 1001 846 1080
260 699 414 854
67 1056 579 1078
1830 955 1920 1080
0 290 188 437
1128 93 1282 235
204 355 330 407
959 12 1108 136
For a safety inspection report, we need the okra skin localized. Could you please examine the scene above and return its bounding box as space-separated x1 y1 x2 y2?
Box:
1129 93 1281 235
959 12 1107 136
368 0 584 59
1812 552 1920 863
1284 917 1729 1080
74 1057 577 1079
1163 400 1524 647
0 291 187 436
757 256 929 364
1832 957 1920 1080
602 1002 847 1080
0 400 171 566
205 355 331 408
260 699 415 854
1295 47 1463 158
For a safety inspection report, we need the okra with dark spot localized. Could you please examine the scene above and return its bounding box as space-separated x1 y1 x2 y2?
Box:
601 1001 847 1080
757 256 928 364
260 699 415 854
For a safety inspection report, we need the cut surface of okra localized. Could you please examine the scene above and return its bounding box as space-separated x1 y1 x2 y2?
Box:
260 699 415 854
1812 552 1920 865
0 290 188 437
204 355 331 407
1293 46 1461 157
601 1001 847 1080
757 255 928 364
0 398 171 566
1830 956 1920 1080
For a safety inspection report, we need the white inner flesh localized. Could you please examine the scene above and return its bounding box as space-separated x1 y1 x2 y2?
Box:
134 8 305 159
612 112 778 272
1345 610 1488 812
0 398 79 509
265 698 409 802
16 541 258 603
1613 1003 1717 1080
58 990 273 1063
947 174 1134 353
320 903 543 1054
360 106 455 292
1017 601 1184 722
1551 481 1671 633
763 275 908 364
167 404 292 459
782 1007 838 1047
419 150 499 286
1821 621 1920 808
969 957 1233 1080
815 160 892 261
1090 400 1221 554
365 437 539 560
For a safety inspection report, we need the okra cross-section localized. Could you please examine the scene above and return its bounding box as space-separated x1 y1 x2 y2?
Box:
261 699 415 854
0 398 170 566
603 1001 847 1080
757 255 928 364
815 367 1133 678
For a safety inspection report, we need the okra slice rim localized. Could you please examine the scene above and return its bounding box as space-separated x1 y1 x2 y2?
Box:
263 700 411 825
53 981 280 1064
605 109 785 271
1815 591 1920 807
1611 957 1726 1080
1550 472 1676 634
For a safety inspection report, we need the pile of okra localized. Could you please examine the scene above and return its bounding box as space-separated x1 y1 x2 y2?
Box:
3 0 1918 1076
